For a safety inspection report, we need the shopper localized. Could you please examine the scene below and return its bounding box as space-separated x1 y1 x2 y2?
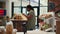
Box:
26 5 36 30
6 16 13 34
6 16 13 26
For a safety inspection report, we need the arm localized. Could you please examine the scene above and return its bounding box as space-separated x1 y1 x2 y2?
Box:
22 12 33 18
27 14 33 19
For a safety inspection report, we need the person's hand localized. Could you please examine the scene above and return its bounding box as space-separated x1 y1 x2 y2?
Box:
22 13 25 16
22 13 27 17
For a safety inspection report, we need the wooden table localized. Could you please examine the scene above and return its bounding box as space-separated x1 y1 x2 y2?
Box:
12 20 27 32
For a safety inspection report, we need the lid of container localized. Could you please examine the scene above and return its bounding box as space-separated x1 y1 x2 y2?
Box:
13 29 17 32
0 26 5 29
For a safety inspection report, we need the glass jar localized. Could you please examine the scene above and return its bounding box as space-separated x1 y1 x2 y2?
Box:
0 26 5 34
6 22 13 34
13 29 17 34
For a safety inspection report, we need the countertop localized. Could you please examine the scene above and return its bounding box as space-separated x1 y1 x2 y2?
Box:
16 30 55 34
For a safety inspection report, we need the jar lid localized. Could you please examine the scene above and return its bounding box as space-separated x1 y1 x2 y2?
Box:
0 26 5 29
13 29 17 32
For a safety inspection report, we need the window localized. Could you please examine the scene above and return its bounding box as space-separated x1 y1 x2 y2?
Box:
22 8 27 15
40 7 48 15
22 0 39 6
14 8 21 14
14 0 22 14
22 0 29 6
40 0 48 15
30 0 39 6
14 1 21 6
40 0 48 6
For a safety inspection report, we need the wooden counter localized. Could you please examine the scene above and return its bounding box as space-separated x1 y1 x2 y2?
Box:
12 20 27 32
56 20 60 34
